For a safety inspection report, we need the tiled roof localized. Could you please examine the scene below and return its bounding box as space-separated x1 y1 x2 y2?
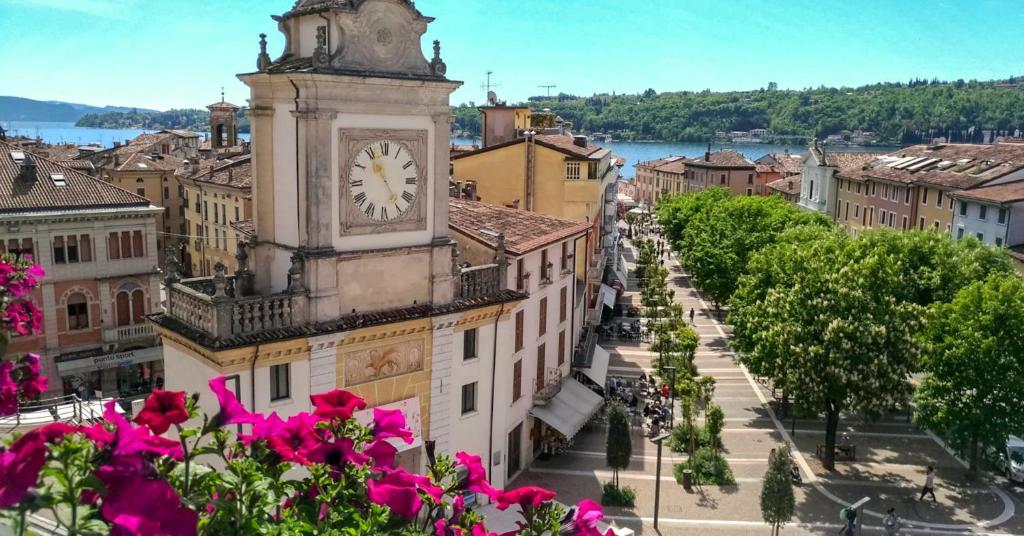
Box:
840 144 1024 189
448 199 592 256
824 152 884 173
0 140 151 214
150 288 525 350
950 180 1024 204
207 101 240 111
114 152 183 172
191 156 252 189
282 0 427 21
450 134 607 162
766 175 802 195
756 152 803 174
26 144 80 161
230 219 255 238
654 160 686 174
686 150 755 168
635 156 684 170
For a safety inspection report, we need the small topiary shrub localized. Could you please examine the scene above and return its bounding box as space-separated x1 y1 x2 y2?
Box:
600 481 637 507
676 447 735 485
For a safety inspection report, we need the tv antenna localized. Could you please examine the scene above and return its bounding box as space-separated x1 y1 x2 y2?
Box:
480 71 500 99
538 84 557 97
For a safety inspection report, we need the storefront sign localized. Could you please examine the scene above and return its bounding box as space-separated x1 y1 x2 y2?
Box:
57 346 163 375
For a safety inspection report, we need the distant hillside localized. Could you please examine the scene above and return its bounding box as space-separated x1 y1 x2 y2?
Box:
75 108 251 134
0 96 158 122
452 76 1024 145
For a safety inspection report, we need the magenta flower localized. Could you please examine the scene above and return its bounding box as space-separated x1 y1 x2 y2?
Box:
100 473 198 536
104 401 183 461
0 361 17 416
17 422 79 446
366 478 423 520
363 438 398 471
209 376 258 426
495 486 556 511
264 412 322 465
376 467 443 503
3 300 43 335
20 353 41 375
133 390 189 435
18 374 47 400
311 389 366 421
372 407 414 444
303 436 368 470
572 499 613 536
0 432 46 508
455 451 500 499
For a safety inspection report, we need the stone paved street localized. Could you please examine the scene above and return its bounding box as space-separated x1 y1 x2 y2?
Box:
509 233 1024 535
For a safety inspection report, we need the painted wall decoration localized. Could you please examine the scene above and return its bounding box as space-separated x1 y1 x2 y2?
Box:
343 338 424 386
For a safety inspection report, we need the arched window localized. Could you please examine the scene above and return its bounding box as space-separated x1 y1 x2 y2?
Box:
116 286 147 326
67 293 89 330
115 291 131 327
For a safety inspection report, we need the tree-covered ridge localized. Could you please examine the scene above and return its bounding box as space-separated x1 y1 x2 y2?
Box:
454 76 1024 144
75 108 251 133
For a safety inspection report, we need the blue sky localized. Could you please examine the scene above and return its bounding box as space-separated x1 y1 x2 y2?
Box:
2 0 1022 111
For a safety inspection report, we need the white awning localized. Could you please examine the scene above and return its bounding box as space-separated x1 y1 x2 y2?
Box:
529 378 604 440
613 263 628 291
599 284 616 309
581 345 610 389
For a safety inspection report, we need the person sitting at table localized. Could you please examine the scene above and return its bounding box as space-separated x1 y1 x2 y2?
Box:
660 384 670 399
639 372 648 383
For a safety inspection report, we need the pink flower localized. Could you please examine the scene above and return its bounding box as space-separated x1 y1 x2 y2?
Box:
318 502 329 522
366 479 423 520
134 390 189 435
0 432 46 508
3 300 43 336
470 524 500 536
303 436 368 470
495 486 556 511
16 422 79 446
376 467 443 503
104 401 183 461
572 499 613 536
100 473 197 536
0 361 18 416
20 353 41 375
18 374 47 400
264 412 322 465
455 451 500 499
311 389 366 421
363 438 399 470
208 376 258 426
372 407 414 444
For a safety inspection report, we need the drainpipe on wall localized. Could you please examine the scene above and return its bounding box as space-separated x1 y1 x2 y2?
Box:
486 302 506 485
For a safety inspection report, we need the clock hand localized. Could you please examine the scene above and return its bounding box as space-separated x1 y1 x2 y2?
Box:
378 166 398 204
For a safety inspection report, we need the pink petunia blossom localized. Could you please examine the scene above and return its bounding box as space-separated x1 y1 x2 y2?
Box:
372 407 415 444
0 361 18 416
495 486 556 511
455 451 500 499
240 412 284 445
100 473 198 536
104 401 183 461
0 432 46 508
208 376 259 426
16 422 79 447
363 438 399 471
376 467 443 503
20 353 41 375
302 436 368 470
3 300 43 336
572 499 613 536
264 412 322 465
310 389 366 421
366 479 423 520
133 390 189 435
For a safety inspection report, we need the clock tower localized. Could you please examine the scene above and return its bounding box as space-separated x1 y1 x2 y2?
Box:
240 0 460 320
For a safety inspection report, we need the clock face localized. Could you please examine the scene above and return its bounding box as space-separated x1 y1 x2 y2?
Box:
349 140 418 223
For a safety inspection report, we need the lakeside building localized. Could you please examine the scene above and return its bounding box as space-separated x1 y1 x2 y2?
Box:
755 152 802 196
0 140 164 400
797 140 880 218
834 143 1024 235
634 156 686 206
179 155 252 276
951 182 1024 250
105 152 185 255
765 175 802 203
682 148 757 196
447 199 595 488
150 0 548 483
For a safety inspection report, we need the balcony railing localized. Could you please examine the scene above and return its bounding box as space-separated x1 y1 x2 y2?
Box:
103 323 155 343
533 367 564 405
573 325 598 368
167 276 308 341
456 263 505 300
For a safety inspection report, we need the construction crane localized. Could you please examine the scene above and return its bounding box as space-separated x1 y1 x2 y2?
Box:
538 84 557 97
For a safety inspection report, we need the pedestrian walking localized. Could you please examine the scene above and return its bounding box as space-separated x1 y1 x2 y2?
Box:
918 466 937 501
838 508 856 535
689 307 695 324
883 507 901 535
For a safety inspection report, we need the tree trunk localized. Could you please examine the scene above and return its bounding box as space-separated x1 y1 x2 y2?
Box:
969 432 979 475
824 399 839 471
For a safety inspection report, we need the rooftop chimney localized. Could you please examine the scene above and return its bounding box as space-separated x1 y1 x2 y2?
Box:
705 143 711 162
573 135 588 148
18 154 38 183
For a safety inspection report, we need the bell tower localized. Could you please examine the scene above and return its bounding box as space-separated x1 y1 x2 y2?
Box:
207 89 240 149
239 0 459 321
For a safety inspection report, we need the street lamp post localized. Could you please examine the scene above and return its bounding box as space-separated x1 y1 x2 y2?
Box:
651 431 671 530
664 366 677 426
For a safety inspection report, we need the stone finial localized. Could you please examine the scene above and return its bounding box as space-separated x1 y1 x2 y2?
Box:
450 245 461 276
213 262 228 297
430 39 447 76
257 33 271 71
287 251 305 292
235 240 250 273
312 26 329 69
494 232 508 266
163 251 181 286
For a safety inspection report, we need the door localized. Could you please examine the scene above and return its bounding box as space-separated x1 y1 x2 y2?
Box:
507 423 522 481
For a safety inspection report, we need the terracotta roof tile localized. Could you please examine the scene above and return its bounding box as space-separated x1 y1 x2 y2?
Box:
654 160 686 174
533 134 604 159
0 140 150 213
230 219 255 238
191 156 252 189
685 150 754 168
448 199 591 256
115 152 183 172
766 175 802 195
840 144 1024 189
950 180 1024 204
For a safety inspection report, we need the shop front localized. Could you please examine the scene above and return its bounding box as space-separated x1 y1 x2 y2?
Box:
57 346 164 400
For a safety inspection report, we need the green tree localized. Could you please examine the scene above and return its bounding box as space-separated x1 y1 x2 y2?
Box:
915 273 1024 473
606 401 632 489
705 404 725 454
761 447 795 536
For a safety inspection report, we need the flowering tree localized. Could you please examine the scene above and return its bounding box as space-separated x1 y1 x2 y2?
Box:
0 252 47 416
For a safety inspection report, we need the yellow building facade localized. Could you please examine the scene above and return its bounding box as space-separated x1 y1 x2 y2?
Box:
105 153 186 254
179 156 252 276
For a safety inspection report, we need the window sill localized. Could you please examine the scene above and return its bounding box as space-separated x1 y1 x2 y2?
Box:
460 410 479 420
462 357 480 365
270 397 293 408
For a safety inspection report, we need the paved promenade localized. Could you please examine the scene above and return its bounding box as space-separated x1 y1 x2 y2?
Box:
510 234 1024 535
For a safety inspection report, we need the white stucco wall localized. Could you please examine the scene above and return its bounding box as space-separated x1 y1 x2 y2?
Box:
953 200 1012 246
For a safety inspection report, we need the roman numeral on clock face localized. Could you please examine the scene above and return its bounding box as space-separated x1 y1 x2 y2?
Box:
403 160 414 170
354 191 367 206
350 179 363 189
401 191 414 204
380 141 390 156
405 177 417 185
381 206 389 221
365 202 375 218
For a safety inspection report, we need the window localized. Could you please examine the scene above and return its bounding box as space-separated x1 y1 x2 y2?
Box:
80 235 91 262
535 344 546 392
66 293 89 331
979 205 988 221
745 188 753 196
461 382 477 414
747 174 753 184
957 227 965 239
463 328 478 360
558 330 566 366
114 289 145 326
559 286 567 322
883 184 889 198
163 186 170 200
976 232 984 241
108 233 120 260
512 360 522 402
132 230 144 257
871 182 877 196
905 188 911 204
888 212 895 228
918 216 925 230
204 201 209 221
854 204 860 218
902 216 908 230
879 209 887 225
53 236 66 264
194 194 201 213
270 363 290 401
514 311 524 351
921 188 929 205
996 236 1004 247
235 206 240 221
221 204 227 223
808 181 814 199
936 190 943 208
560 241 568 271
998 208 1007 224
516 258 525 291
960 202 968 216
541 249 549 281
565 162 581 181
538 297 547 336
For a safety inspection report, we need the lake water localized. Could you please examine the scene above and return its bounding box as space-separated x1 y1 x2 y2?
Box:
0 121 251 148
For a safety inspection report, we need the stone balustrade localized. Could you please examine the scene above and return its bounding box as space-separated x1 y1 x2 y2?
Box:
456 263 504 300
167 276 308 341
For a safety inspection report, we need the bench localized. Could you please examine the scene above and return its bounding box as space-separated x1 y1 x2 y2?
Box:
816 443 857 461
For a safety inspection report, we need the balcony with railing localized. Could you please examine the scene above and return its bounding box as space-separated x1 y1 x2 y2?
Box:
533 366 564 405
456 263 504 300
103 322 156 343
573 325 598 368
